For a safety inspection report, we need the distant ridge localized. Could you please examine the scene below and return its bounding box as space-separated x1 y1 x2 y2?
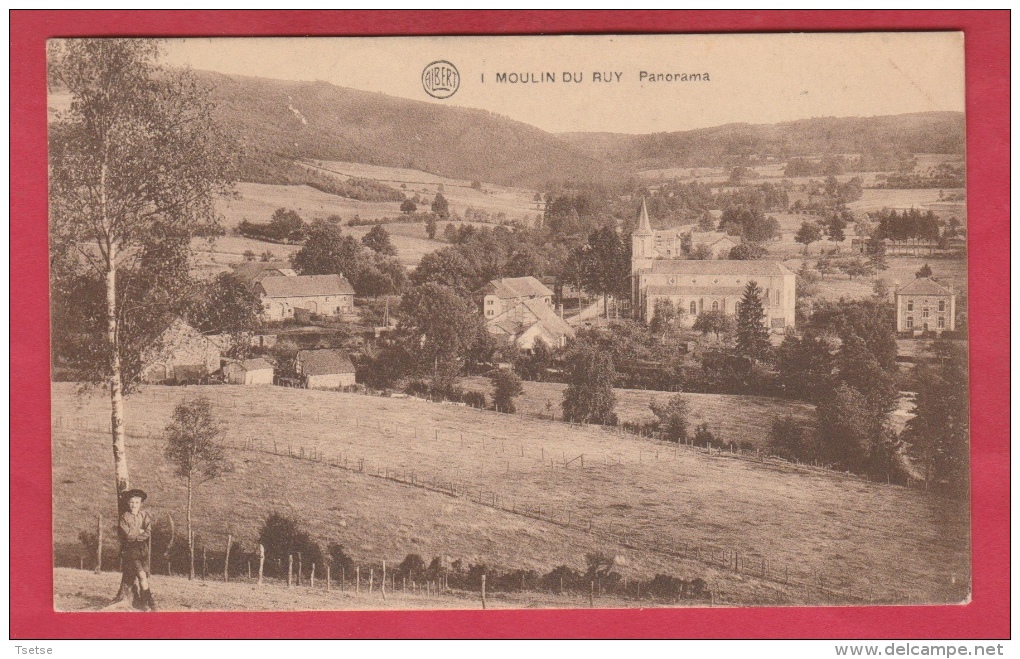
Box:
558 112 965 170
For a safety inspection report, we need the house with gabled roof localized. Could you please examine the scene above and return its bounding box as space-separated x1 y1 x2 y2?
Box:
230 260 295 287
486 296 575 351
222 357 275 385
295 349 357 389
895 277 956 334
259 274 355 321
478 276 554 319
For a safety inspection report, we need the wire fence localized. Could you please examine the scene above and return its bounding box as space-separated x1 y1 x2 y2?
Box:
53 408 911 605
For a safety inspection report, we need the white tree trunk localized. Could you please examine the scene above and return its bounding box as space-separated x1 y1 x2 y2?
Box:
105 187 130 508
187 471 195 580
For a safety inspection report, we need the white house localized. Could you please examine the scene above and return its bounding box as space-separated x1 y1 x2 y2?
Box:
479 276 554 319
222 358 274 385
894 277 956 334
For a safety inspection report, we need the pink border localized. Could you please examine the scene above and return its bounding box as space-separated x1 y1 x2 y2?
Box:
11 10 1009 639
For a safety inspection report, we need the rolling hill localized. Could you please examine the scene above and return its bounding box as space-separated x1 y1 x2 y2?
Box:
559 112 965 171
195 71 616 189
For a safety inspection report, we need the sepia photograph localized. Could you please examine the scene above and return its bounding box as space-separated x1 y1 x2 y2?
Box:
45 31 974 615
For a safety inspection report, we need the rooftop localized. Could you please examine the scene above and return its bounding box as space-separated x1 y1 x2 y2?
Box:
297 349 356 376
480 276 554 300
897 277 953 296
644 260 794 277
260 274 355 298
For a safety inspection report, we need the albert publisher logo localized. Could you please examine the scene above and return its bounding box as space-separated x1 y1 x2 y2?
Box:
422 61 460 99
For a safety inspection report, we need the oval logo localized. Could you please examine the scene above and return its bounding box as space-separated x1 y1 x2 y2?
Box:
422 60 460 99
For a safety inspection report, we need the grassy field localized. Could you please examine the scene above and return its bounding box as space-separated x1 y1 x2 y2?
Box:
460 377 816 448
53 383 969 607
307 160 541 223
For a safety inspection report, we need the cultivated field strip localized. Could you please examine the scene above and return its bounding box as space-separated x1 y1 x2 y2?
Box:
51 383 971 605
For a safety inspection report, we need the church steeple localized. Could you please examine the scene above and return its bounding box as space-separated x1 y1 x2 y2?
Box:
631 197 655 272
634 197 653 236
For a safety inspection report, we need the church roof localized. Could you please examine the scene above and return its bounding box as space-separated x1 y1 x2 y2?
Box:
644 260 794 277
633 198 653 236
646 285 748 297
897 277 953 296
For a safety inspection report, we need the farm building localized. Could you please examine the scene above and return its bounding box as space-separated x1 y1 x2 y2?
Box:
295 349 357 389
486 296 575 350
632 200 796 329
894 277 956 335
479 276 554 319
222 358 274 385
139 318 221 384
259 274 355 321
230 260 296 287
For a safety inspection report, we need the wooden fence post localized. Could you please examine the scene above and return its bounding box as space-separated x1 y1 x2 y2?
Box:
297 552 303 586
369 569 374 594
224 534 232 582
258 544 265 586
481 574 486 610
95 514 102 574
288 554 293 587
342 567 346 593
202 547 208 580
310 563 316 589
356 567 360 593
326 565 331 592
382 561 386 600
590 581 595 607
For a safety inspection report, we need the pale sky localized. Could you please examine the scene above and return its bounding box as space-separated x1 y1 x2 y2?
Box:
161 33 965 135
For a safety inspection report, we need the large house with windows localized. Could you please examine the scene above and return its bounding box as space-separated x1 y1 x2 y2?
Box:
259 274 355 321
894 277 956 334
631 200 796 330
479 276 554 319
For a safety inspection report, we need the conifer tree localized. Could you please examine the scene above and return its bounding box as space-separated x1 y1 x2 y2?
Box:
735 281 772 362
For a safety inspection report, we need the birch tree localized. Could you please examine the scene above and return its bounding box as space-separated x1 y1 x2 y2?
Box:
48 39 233 508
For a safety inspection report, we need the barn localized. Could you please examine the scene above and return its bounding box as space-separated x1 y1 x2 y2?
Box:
295 349 357 389
222 358 275 385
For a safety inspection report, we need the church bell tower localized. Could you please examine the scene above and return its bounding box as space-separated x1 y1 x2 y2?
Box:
631 198 654 318
632 198 654 272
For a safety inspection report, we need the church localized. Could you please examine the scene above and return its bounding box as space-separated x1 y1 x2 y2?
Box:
631 200 797 331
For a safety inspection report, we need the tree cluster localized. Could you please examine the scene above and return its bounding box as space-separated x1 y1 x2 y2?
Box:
290 220 405 297
237 208 307 243
870 208 941 241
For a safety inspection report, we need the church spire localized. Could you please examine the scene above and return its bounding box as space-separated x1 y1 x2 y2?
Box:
634 198 653 236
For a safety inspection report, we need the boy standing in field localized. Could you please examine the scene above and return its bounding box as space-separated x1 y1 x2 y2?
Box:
113 488 157 611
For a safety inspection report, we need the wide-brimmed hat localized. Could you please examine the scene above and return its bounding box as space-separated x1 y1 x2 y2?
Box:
122 488 147 502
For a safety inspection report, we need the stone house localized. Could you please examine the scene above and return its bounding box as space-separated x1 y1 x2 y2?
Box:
894 277 956 334
259 274 355 322
139 318 221 384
